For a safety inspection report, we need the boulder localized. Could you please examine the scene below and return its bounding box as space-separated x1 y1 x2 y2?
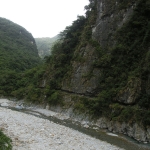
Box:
1 102 9 107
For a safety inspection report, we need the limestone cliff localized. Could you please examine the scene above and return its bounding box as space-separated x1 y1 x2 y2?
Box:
92 0 136 48
62 44 100 95
62 0 138 102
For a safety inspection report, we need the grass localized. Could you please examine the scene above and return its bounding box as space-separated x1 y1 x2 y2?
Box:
0 130 12 150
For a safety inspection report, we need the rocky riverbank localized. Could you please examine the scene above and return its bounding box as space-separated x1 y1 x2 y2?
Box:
34 102 150 144
0 99 123 150
41 101 150 144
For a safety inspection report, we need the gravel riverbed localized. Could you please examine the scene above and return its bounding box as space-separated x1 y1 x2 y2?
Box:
0 99 124 150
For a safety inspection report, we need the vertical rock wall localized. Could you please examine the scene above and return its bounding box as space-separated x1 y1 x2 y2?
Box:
92 0 136 48
62 44 100 95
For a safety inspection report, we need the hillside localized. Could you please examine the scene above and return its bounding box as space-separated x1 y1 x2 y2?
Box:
0 17 41 96
35 35 59 58
1 0 150 143
0 17 41 71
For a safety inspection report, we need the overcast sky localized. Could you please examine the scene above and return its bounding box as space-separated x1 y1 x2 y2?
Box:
0 0 89 38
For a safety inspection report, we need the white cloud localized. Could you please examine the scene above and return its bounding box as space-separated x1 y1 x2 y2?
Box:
0 0 89 38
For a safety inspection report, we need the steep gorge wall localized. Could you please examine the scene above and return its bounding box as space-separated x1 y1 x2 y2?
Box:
62 0 136 98
92 0 136 48
21 0 150 144
62 44 100 95
59 0 150 143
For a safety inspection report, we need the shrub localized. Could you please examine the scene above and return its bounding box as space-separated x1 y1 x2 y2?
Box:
0 130 12 150
48 91 63 106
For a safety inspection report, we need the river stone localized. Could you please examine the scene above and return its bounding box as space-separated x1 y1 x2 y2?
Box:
0 99 10 103
1 102 9 107
15 105 23 109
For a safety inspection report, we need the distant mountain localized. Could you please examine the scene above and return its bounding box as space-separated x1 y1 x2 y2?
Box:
0 17 41 72
35 35 59 58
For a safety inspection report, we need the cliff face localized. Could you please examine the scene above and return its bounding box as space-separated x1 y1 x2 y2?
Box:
92 0 135 48
62 44 100 95
58 0 150 143
62 0 137 99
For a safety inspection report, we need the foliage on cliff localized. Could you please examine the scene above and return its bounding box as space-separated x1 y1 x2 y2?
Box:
95 0 150 124
71 0 150 125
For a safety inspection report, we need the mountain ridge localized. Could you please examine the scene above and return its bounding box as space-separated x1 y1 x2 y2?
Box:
0 17 41 96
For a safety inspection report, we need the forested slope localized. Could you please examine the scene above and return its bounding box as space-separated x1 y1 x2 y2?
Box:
0 17 41 71
0 17 41 96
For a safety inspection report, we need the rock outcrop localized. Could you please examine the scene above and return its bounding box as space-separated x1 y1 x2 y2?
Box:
62 0 138 100
92 0 136 48
62 44 100 95
60 0 150 143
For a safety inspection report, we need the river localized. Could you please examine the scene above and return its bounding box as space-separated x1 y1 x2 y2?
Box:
0 99 150 150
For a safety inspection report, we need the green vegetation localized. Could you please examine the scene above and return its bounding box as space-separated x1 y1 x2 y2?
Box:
0 17 42 97
0 0 97 103
0 130 12 150
1 0 150 128
8 64 46 102
0 17 41 72
43 15 88 88
35 35 59 58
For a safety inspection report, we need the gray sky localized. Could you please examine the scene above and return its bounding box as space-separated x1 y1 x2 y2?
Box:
0 0 89 38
